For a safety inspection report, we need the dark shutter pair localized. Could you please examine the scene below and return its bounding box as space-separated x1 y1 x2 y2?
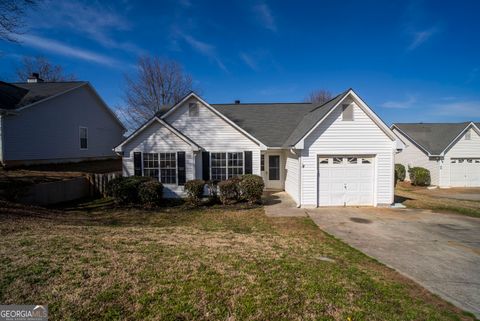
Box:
133 151 187 186
201 151 253 180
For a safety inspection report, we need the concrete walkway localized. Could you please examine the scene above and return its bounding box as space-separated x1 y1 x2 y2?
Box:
307 207 480 318
263 190 308 217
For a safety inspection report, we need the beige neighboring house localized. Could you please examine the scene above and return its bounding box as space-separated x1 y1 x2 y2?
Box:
392 122 480 187
0 74 126 167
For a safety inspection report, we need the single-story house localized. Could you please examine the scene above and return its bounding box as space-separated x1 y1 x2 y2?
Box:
115 89 401 207
392 122 480 187
0 74 126 167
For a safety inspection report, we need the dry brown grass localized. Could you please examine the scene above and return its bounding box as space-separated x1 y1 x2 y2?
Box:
0 200 476 321
396 182 480 217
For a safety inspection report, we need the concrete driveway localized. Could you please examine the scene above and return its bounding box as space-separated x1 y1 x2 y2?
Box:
307 207 480 318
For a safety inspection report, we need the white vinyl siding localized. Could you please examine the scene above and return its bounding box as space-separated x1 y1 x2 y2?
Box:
393 129 440 186
301 101 395 207
442 128 480 187
285 152 300 205
165 97 261 175
121 120 194 197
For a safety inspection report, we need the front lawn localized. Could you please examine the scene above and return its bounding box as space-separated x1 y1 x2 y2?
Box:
395 182 480 218
0 201 475 320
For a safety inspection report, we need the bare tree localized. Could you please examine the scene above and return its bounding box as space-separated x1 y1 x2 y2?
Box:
119 56 195 129
16 56 76 82
0 0 38 42
305 89 333 104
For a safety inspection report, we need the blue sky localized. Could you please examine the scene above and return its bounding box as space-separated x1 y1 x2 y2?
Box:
1 0 479 125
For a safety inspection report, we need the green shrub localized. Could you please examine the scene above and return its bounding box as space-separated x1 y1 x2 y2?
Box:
105 176 125 198
138 180 163 208
184 179 205 205
395 164 406 182
409 167 431 186
218 178 240 205
107 176 151 205
239 174 264 204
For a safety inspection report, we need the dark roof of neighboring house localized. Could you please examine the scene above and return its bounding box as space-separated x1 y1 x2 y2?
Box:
212 90 350 147
0 81 86 109
392 122 473 155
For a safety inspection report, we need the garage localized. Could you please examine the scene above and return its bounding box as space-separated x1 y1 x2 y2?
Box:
450 158 480 187
318 156 374 206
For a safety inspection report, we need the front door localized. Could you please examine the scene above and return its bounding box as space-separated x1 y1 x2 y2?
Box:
265 154 282 189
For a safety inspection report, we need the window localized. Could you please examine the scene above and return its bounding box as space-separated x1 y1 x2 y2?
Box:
333 157 343 164
228 152 244 178
319 158 329 164
79 127 88 149
261 154 265 171
451 159 457 164
467 159 473 163
342 104 354 121
143 153 159 178
361 158 371 164
465 130 471 140
475 160 480 163
189 103 199 117
160 153 177 184
211 152 227 181
211 152 244 180
347 157 357 164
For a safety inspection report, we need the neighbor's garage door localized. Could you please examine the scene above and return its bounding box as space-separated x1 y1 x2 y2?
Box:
450 158 480 187
318 156 374 206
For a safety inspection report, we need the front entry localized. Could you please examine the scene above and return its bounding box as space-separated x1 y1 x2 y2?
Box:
262 153 283 189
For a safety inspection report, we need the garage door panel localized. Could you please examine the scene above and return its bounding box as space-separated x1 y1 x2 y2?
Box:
450 159 480 187
318 156 374 206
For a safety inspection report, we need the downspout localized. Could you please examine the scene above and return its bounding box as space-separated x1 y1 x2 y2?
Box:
290 147 302 208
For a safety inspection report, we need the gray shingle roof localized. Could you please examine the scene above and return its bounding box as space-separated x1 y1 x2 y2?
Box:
393 122 471 155
0 81 86 109
212 90 350 147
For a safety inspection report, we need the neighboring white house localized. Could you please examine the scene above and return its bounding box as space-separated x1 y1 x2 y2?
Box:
115 89 400 207
392 122 480 187
0 74 126 166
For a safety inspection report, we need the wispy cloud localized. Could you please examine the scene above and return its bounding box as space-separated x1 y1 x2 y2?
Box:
382 95 417 109
240 53 258 71
30 0 144 55
253 2 276 32
434 101 480 118
407 27 438 51
15 34 124 67
179 33 227 72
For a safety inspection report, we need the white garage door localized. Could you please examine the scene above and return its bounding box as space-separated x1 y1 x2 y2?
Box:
450 158 480 187
318 156 374 206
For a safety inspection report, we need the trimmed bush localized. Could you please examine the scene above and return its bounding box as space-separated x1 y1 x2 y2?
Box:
395 164 406 182
239 174 264 204
106 176 151 205
218 178 240 205
409 167 431 186
138 180 163 208
184 179 205 205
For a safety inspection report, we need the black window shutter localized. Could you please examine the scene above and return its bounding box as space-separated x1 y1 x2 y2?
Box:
244 151 253 174
177 151 186 186
133 152 142 176
202 151 210 180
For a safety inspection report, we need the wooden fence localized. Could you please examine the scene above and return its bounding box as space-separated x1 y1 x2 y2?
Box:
86 171 122 197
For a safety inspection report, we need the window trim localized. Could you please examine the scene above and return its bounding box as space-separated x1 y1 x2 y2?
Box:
143 153 159 179
465 130 471 140
189 102 199 117
79 126 88 150
209 151 245 181
342 104 354 121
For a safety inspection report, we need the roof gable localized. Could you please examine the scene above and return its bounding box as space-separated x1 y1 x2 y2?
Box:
392 122 474 155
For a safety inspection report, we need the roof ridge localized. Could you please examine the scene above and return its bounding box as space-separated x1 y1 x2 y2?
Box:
12 81 87 84
211 102 313 106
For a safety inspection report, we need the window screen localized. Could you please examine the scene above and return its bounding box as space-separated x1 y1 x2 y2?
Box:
189 103 199 117
160 153 176 184
79 127 88 149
